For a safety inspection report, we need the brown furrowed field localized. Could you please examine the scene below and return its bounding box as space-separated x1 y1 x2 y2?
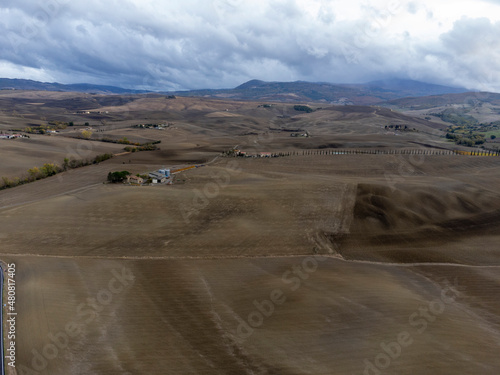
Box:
4 255 500 375
1 92 499 374
0 135 125 179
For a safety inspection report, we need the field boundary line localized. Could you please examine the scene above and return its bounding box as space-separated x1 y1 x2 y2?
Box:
0 252 499 268
0 183 102 211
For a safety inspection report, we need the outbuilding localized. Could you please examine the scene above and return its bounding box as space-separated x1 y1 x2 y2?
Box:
149 172 167 184
127 175 144 184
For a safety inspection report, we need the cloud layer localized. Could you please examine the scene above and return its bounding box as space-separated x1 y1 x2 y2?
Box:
1 0 500 91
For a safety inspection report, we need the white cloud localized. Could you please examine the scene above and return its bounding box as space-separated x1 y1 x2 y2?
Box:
0 0 499 91
0 60 54 82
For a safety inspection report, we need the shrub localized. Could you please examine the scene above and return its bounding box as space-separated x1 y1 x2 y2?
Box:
81 130 93 139
118 137 131 144
41 163 60 177
94 153 113 163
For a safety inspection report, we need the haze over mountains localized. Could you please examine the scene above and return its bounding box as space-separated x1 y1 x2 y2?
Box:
172 78 471 105
0 77 475 105
0 78 149 95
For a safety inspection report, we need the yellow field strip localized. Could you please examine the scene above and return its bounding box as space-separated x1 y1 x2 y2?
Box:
453 151 497 156
171 166 197 174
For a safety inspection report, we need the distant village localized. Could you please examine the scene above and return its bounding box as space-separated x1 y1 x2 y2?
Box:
226 148 285 158
0 133 28 139
133 123 173 130
76 110 109 115
225 148 346 158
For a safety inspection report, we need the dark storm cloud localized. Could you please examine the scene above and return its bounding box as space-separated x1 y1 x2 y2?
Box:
0 0 500 91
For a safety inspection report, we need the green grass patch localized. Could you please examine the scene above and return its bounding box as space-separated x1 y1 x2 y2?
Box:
480 130 500 138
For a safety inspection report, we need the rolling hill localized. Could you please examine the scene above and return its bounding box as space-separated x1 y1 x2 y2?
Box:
0 78 149 94
1 77 473 105
170 78 470 105
385 91 500 109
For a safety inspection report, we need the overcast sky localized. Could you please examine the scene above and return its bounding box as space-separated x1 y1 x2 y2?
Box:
1 0 500 91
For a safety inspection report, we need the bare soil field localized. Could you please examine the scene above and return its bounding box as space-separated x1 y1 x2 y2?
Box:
4 255 500 375
0 135 125 179
1 92 499 374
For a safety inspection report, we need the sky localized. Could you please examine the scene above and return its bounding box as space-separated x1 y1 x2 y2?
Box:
1 0 500 91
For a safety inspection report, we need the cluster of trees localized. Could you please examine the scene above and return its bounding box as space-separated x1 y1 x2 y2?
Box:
118 137 132 144
15 120 98 135
107 171 151 184
432 112 478 127
93 153 113 163
27 163 60 181
23 121 69 134
107 171 130 183
96 136 162 147
69 121 90 126
437 110 500 147
118 138 161 146
384 125 417 131
1 163 61 188
446 132 485 146
77 135 162 151
294 105 314 113
0 153 114 191
123 143 158 152
1 165 60 189
444 123 498 147
49 121 70 128
60 153 113 170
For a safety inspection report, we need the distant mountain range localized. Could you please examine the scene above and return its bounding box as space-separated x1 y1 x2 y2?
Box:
0 77 475 105
170 78 470 105
385 91 500 108
0 78 149 94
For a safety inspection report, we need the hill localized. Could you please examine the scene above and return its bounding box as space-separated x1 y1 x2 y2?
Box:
1 91 500 374
385 91 500 109
171 78 471 105
0 78 149 94
360 78 468 97
1 77 473 105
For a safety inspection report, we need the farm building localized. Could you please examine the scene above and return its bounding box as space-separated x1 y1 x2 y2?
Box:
0 134 23 139
127 175 144 184
158 168 171 177
149 172 167 184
